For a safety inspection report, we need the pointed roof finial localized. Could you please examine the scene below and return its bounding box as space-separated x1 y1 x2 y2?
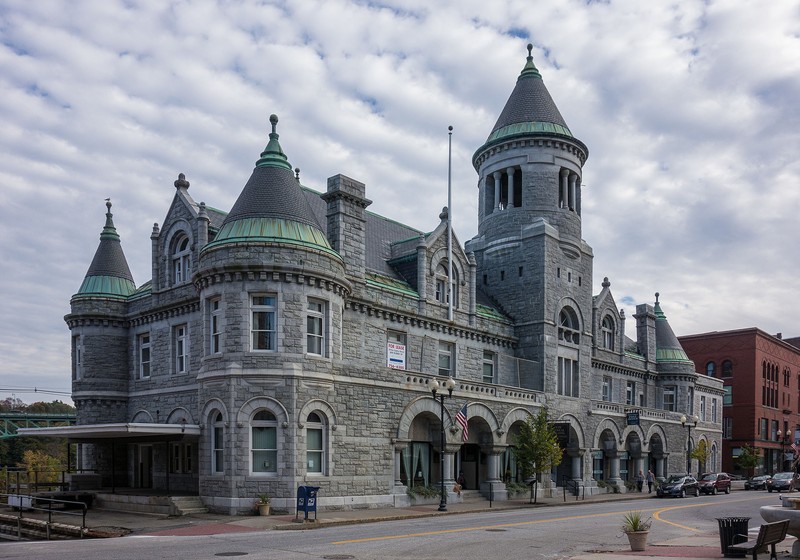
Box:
439 206 449 221
255 113 292 170
101 198 119 241
295 167 301 181
655 292 660 303
519 43 541 79
174 173 190 190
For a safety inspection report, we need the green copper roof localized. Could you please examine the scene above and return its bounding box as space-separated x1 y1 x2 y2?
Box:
653 294 693 363
75 200 136 298
210 114 332 253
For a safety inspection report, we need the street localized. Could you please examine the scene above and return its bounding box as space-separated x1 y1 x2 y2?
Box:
1 492 780 560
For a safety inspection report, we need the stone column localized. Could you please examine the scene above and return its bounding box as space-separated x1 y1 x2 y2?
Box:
560 168 569 208
571 453 582 480
506 167 515 208
392 439 410 494
568 173 577 211
493 171 502 210
480 445 508 500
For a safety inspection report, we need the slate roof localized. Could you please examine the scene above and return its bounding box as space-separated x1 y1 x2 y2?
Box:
653 295 693 364
76 200 136 298
478 44 573 154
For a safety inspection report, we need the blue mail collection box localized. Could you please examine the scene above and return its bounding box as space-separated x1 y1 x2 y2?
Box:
296 485 320 520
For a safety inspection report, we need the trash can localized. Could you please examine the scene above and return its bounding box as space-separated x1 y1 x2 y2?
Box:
295 485 320 521
717 517 750 557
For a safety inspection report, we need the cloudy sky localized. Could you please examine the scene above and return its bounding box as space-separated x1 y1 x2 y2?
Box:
1 0 798 404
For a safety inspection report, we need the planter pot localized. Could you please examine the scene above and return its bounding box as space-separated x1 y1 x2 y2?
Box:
257 504 270 516
625 531 648 551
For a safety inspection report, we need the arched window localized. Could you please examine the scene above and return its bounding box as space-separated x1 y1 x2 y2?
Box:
601 316 615 350
721 360 733 377
558 307 580 397
251 410 278 474
559 308 580 345
706 361 716 377
306 412 326 475
212 412 224 474
172 234 191 284
434 262 458 307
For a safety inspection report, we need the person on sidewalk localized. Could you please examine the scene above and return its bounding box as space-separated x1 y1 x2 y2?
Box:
635 470 644 492
646 470 655 493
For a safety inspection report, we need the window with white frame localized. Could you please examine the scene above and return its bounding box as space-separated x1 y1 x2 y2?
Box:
723 385 732 405
306 298 326 356
251 410 277 474
700 395 706 421
711 398 718 423
558 308 580 345
252 295 277 351
172 234 191 285
601 316 615 350
558 356 579 397
602 376 612 402
687 387 694 414
625 381 635 405
306 412 326 475
212 412 224 474
174 324 188 374
139 333 151 379
663 385 676 411
438 341 454 377
434 262 458 306
482 351 496 384
72 335 82 381
210 298 222 354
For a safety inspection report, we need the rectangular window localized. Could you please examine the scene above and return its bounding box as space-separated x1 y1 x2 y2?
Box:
306 298 326 356
174 325 188 374
638 389 646 408
210 298 222 354
252 425 277 473
602 376 612 402
139 333 151 379
772 420 779 441
170 443 193 474
307 427 323 474
711 398 718 423
700 396 706 422
625 381 635 406
482 351 496 384
687 387 694 414
723 385 732 405
72 336 82 381
723 417 732 439
438 341 454 377
387 330 407 370
557 357 579 397
252 295 277 351
663 386 676 412
213 421 224 474
760 417 768 439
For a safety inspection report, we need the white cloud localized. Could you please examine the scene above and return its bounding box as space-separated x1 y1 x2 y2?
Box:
0 0 798 403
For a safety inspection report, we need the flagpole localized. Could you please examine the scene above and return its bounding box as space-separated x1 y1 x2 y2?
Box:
447 125 453 322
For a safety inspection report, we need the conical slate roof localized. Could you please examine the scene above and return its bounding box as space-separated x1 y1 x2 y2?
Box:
485 44 573 146
209 114 332 250
76 200 136 298
653 293 693 364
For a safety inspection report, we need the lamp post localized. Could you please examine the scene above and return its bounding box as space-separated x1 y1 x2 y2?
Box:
431 376 455 512
778 429 788 471
680 414 699 476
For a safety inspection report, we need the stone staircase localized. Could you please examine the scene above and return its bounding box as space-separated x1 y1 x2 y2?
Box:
169 495 208 516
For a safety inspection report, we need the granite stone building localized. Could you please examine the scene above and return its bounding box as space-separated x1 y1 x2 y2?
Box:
40 46 722 514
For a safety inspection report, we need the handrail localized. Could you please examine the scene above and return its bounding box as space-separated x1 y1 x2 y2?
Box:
0 492 87 540
561 476 585 501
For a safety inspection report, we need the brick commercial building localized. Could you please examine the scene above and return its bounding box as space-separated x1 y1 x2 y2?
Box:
26 46 721 514
679 329 800 476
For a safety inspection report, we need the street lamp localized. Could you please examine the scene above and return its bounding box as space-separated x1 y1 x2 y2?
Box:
778 429 789 471
680 414 699 476
431 376 456 512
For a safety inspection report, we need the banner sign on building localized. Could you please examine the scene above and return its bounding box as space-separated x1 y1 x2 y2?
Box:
550 421 571 446
387 342 406 369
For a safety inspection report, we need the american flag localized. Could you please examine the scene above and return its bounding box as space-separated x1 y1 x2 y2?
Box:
791 442 799 456
455 404 469 441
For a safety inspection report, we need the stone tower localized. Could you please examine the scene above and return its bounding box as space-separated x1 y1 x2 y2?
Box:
466 44 592 396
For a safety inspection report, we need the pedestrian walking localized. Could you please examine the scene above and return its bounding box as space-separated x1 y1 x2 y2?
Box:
646 470 655 493
635 470 644 492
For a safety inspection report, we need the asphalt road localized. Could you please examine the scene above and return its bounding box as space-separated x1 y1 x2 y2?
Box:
2 492 779 560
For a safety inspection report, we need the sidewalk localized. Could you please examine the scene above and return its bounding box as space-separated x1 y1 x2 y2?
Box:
59 490 798 559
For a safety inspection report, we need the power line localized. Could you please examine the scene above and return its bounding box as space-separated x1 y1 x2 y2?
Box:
0 387 71 397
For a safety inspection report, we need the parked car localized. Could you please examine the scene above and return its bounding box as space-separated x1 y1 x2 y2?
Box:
767 472 797 492
657 475 699 498
744 475 771 490
698 472 732 495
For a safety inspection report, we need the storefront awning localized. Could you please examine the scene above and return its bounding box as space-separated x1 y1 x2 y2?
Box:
18 422 201 442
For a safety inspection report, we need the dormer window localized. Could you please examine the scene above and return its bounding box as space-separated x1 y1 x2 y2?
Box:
434 263 458 307
172 234 191 284
601 315 615 350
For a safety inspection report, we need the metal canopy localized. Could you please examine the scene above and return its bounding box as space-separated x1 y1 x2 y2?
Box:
17 422 201 443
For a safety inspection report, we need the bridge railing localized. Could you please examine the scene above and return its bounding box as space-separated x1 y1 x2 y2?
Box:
0 492 87 539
